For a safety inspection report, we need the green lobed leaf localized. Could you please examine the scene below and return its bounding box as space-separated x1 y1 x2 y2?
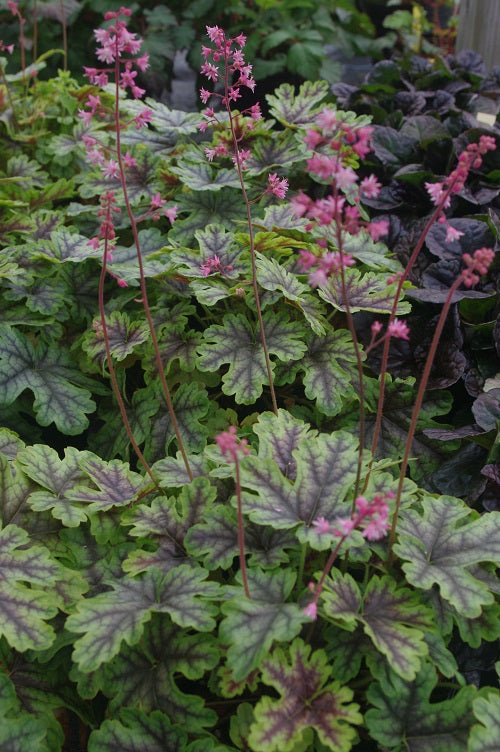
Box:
198 311 307 404
240 429 360 545
87 709 187 752
250 409 316 481
468 691 500 752
67 565 221 672
0 325 97 435
66 454 147 513
266 81 330 127
0 525 62 651
255 253 327 335
27 228 102 263
101 616 218 731
321 572 432 680
394 496 500 617
248 638 362 752
171 159 240 191
318 267 411 314
144 381 210 459
17 444 92 526
276 331 361 416
82 312 150 366
365 660 478 751
219 569 306 681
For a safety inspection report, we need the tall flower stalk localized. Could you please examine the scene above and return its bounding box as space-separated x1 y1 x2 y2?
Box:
79 7 192 480
198 26 288 416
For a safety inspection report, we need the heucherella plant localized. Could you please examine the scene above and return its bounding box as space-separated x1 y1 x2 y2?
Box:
0 7 498 752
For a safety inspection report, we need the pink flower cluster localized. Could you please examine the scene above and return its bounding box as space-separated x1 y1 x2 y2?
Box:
215 426 250 462
198 26 287 199
297 248 356 288
461 247 495 288
79 7 152 132
87 190 128 287
290 110 392 286
425 135 496 242
0 40 14 54
200 254 234 277
367 317 410 353
312 491 393 543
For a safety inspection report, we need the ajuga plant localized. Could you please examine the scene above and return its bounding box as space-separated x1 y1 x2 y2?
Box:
0 7 499 752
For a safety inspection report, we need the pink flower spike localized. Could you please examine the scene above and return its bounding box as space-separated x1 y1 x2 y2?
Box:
445 224 463 243
360 174 382 199
303 601 318 620
123 151 138 168
387 319 410 341
267 173 289 199
134 108 153 129
150 192 166 210
312 517 333 535
164 205 178 224
8 1 19 14
371 320 383 336
215 426 250 462
101 159 119 180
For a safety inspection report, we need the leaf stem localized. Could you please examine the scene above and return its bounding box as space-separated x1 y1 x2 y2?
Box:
234 457 251 598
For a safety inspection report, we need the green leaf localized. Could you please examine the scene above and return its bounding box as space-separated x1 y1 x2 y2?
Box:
248 638 362 752
0 525 61 651
184 505 239 570
277 331 360 416
170 223 244 279
322 572 432 679
109 228 173 282
17 444 91 526
266 81 330 127
0 325 96 435
240 430 359 544
468 691 500 752
255 253 327 335
82 312 149 366
102 616 218 731
171 159 240 191
251 409 315 481
365 660 477 751
318 267 411 314
88 709 187 752
67 565 220 672
28 228 102 263
198 312 307 403
144 381 210 458
169 188 246 246
220 570 306 681
66 454 146 513
394 496 500 617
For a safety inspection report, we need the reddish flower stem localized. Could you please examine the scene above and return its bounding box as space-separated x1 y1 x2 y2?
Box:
234 457 251 598
98 211 157 485
223 50 278 416
112 54 193 482
387 275 463 563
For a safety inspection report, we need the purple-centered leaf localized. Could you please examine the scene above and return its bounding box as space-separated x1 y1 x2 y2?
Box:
109 228 173 282
468 691 500 752
87 709 187 752
0 450 32 527
251 409 315 482
240 430 359 546
102 617 218 731
266 81 330 126
67 455 146 513
79 150 158 203
198 312 307 404
322 571 432 680
169 189 246 247
366 660 477 751
394 496 500 617
248 638 362 752
318 268 411 314
17 444 92 526
255 253 327 335
184 506 238 570
82 312 149 366
246 131 303 174
67 565 221 671
144 381 210 459
279 331 360 416
28 228 102 263
170 223 244 279
171 158 240 191
153 452 212 487
219 569 306 681
0 325 97 435
0 525 61 651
